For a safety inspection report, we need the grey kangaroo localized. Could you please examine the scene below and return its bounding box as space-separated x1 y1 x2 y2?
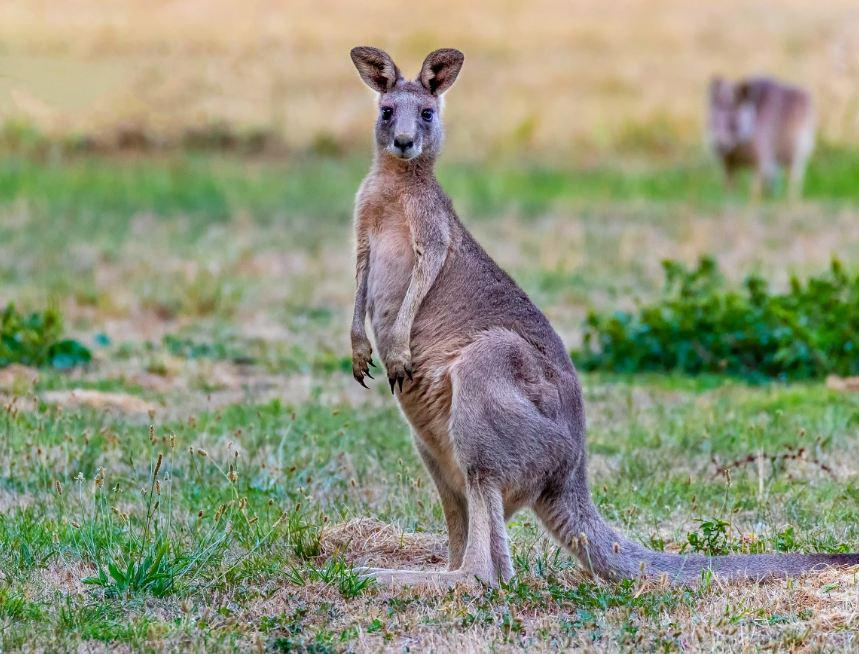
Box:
349 46 858 586
709 76 815 200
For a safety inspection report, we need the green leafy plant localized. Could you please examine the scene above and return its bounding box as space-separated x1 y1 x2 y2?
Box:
83 539 182 597
0 304 91 369
683 518 731 556
576 258 859 380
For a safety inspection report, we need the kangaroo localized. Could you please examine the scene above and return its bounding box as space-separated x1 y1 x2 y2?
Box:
349 46 858 586
708 76 815 200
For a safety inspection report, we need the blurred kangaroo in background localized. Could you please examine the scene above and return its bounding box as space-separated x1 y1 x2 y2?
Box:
709 76 815 200
349 47 858 587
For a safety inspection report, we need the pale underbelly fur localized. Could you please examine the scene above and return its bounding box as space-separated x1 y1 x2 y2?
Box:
366 229 412 359
366 228 465 493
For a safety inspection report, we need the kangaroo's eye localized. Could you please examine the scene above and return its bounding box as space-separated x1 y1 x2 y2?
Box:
380 107 393 121
421 108 434 122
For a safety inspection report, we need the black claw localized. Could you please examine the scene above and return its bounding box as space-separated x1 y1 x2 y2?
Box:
358 377 368 388
405 368 413 382
369 358 377 368
397 376 404 392
389 377 396 394
366 370 374 379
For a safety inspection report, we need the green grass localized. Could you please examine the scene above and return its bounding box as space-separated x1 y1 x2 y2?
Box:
1 149 858 651
1 144 858 251
0 383 858 650
0 149 842 216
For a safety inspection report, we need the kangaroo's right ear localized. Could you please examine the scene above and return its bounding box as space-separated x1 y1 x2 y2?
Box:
350 46 401 93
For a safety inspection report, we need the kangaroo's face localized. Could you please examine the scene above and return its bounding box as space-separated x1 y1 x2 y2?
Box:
709 77 757 151
376 83 439 161
351 47 464 162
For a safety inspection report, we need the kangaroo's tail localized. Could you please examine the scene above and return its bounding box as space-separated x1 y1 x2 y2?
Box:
535 490 859 584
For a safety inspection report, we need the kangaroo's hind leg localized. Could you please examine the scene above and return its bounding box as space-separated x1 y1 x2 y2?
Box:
359 465 506 587
415 440 468 571
361 330 569 587
445 330 580 583
788 123 815 202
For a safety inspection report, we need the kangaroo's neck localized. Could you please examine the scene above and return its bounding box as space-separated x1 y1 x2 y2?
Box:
371 151 438 185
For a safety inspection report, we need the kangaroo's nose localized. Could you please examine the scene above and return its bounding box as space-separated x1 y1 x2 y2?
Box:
394 135 414 151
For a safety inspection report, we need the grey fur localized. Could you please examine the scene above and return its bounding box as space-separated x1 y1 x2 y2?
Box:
349 47 858 587
709 76 815 200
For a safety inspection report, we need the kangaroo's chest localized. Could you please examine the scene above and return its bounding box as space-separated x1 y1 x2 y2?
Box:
366 210 414 355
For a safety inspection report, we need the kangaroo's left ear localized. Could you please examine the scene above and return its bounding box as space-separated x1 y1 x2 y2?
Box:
418 49 464 96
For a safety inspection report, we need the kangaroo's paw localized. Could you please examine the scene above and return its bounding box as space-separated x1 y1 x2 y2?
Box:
351 339 375 388
383 347 413 394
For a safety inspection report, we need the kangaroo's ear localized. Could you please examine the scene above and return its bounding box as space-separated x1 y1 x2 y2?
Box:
350 46 401 93
418 48 464 95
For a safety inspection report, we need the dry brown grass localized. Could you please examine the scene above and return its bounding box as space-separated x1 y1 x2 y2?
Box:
1 0 858 158
243 518 859 653
321 518 447 569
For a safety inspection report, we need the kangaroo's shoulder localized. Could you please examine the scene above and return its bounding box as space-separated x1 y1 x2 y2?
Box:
743 76 811 110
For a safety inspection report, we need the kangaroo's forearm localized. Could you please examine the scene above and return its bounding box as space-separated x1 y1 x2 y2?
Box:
392 242 446 344
351 242 370 343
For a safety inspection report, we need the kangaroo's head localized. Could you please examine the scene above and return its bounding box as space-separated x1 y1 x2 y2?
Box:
709 76 757 151
350 46 464 163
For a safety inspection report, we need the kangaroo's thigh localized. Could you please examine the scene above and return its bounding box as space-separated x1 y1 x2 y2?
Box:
447 330 581 491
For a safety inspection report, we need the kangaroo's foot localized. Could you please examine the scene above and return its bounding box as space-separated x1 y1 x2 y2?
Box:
356 566 484 588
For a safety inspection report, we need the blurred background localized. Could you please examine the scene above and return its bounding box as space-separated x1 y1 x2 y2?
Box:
2 0 858 160
1 0 859 397
0 0 857 389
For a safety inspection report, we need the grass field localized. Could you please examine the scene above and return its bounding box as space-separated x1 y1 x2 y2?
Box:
1 149 858 652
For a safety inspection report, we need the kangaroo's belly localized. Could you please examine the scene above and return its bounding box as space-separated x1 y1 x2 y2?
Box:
366 221 414 358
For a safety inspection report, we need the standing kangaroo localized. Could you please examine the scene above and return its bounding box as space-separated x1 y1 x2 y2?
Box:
708 76 815 200
349 46 858 586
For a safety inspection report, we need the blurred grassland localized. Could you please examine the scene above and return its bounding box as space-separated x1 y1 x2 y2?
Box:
1 0 859 161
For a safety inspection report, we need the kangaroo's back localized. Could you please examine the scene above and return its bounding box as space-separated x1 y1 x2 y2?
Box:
413 225 571 367
743 77 814 164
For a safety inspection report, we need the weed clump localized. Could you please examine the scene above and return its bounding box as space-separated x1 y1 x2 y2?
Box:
0 305 91 369
576 258 859 380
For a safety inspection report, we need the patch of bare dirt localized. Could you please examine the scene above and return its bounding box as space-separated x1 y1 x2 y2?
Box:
41 389 159 415
32 560 97 597
827 375 859 392
0 489 35 512
1 393 38 413
0 364 39 392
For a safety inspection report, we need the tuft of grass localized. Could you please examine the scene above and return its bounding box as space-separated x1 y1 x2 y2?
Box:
286 558 374 599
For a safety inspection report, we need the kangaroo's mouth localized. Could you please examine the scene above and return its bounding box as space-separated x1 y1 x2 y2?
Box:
387 144 421 161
